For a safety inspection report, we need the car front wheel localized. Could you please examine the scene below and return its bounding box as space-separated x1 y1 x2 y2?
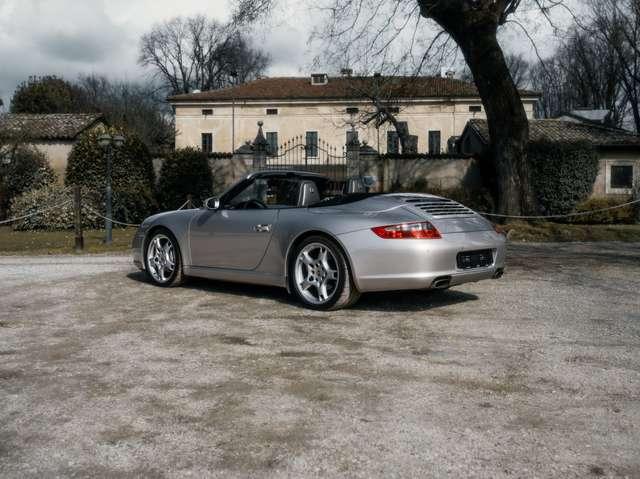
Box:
290 236 360 310
144 229 185 287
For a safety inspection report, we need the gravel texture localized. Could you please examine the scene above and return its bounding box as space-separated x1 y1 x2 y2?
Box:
1 243 639 478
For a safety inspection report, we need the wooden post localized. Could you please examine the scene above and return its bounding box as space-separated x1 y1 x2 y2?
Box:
73 185 84 252
187 194 193 209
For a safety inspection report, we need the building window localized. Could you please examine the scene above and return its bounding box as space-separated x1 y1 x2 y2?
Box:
201 133 213 153
610 165 633 189
387 131 399 154
266 108 278 115
387 106 400 114
305 131 318 157
346 107 359 115
469 105 482 113
428 131 441 155
266 132 278 155
202 108 213 116
311 74 328 85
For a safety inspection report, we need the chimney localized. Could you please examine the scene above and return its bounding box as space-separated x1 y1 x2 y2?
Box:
440 68 456 79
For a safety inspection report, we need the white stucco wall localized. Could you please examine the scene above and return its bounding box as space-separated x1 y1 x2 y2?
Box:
31 141 74 179
173 98 537 154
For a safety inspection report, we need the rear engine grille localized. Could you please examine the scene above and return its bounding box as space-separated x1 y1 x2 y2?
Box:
398 196 473 217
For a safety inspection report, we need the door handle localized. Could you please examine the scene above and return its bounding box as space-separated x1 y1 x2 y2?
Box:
254 224 272 232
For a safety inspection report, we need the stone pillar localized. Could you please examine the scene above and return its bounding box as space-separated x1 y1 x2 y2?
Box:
346 131 360 179
252 120 268 170
359 141 382 192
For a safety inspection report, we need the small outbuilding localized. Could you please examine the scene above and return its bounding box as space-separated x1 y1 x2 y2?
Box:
460 119 640 198
0 113 107 178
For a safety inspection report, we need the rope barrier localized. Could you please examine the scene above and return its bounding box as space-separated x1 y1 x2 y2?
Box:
0 200 73 225
479 198 640 220
83 205 141 228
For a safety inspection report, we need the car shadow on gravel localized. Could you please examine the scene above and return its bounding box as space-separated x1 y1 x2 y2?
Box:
127 272 477 312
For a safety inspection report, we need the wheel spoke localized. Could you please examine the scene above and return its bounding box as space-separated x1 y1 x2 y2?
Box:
300 251 314 265
318 282 329 301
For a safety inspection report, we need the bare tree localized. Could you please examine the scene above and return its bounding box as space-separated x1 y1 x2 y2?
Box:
139 15 270 95
234 0 573 215
530 25 626 125
77 75 174 151
587 0 640 132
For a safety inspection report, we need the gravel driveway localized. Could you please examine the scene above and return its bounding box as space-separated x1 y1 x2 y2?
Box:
1 243 639 478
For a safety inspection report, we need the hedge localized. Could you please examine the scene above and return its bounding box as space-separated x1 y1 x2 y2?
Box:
9 183 101 231
156 147 213 210
0 146 56 219
529 140 600 216
65 128 157 224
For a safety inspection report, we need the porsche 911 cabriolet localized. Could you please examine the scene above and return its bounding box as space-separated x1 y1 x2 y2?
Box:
132 171 506 310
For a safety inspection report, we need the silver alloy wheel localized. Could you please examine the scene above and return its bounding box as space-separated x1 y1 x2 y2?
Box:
146 233 176 284
294 242 340 305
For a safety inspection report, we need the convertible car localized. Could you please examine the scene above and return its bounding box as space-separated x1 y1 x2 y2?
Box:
132 171 506 310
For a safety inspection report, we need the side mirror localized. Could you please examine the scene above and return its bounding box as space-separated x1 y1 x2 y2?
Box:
204 197 220 210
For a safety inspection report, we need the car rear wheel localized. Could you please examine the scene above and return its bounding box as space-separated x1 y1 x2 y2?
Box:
144 229 185 287
290 236 360 310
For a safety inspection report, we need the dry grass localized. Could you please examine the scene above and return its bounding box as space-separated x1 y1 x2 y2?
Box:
504 221 640 242
0 226 135 255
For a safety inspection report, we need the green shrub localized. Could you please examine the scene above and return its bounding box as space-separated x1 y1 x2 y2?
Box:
156 147 213 210
569 197 636 224
529 140 600 216
65 128 157 224
9 183 101 231
0 146 56 218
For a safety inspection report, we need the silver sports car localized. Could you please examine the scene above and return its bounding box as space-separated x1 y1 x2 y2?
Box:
132 171 506 310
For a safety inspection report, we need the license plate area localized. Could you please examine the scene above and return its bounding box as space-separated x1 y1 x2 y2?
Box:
456 249 493 270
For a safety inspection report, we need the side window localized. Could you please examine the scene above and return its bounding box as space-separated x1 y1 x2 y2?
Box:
266 132 278 155
201 133 213 153
387 131 399 154
305 131 318 157
428 130 441 155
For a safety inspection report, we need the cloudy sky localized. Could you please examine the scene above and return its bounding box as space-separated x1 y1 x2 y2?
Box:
0 0 573 109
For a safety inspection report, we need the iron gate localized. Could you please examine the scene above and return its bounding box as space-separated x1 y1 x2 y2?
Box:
254 136 350 182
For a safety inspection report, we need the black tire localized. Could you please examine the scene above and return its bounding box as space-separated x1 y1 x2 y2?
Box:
143 228 185 287
289 235 360 310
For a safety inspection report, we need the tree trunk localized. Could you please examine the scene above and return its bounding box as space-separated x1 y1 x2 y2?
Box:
459 33 536 215
418 1 536 215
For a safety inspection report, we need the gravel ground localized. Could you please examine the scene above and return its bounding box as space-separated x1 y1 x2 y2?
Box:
1 243 639 478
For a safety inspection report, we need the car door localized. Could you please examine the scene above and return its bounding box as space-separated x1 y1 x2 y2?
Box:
189 207 278 270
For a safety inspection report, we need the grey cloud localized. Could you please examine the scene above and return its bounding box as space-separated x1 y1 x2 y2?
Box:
36 31 116 63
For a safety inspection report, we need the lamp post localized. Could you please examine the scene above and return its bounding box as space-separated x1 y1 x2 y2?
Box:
98 133 125 245
230 71 238 152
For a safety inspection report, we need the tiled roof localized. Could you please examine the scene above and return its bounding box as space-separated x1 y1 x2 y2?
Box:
0 113 105 141
467 119 640 148
168 76 540 103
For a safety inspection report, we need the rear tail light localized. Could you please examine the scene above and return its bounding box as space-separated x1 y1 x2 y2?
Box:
371 221 441 239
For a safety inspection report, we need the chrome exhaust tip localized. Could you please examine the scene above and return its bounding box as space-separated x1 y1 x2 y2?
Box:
432 276 451 289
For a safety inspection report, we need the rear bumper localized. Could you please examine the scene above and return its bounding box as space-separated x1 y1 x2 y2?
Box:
337 228 506 293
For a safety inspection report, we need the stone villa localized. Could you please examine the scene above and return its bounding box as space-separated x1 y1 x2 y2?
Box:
168 74 540 155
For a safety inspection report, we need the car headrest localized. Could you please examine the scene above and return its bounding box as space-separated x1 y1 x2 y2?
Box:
298 180 320 207
344 177 366 194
